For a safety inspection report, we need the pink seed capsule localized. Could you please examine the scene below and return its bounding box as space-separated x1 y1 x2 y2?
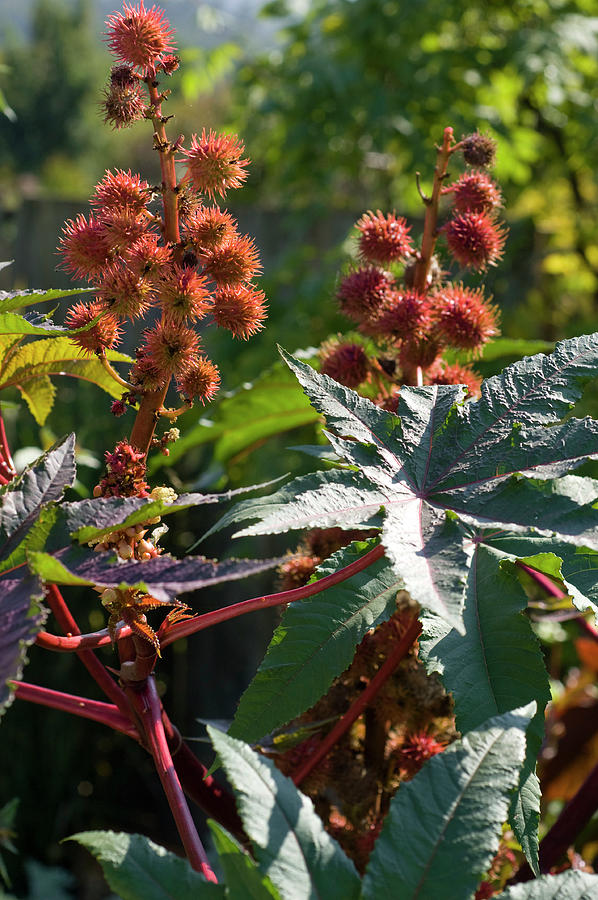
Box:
117 540 133 559
125 526 137 537
137 540 153 556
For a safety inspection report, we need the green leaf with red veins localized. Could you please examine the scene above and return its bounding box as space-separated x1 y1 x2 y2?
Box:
210 337 598 632
496 870 598 899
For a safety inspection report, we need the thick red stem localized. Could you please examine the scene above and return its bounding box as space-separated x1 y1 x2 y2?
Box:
128 678 217 881
293 616 422 786
160 711 247 846
13 682 137 737
36 623 130 652
515 561 566 599
160 543 385 648
412 126 455 292
0 407 16 477
45 584 133 722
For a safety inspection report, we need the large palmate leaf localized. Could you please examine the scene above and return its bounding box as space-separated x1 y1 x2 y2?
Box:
420 543 551 873
56 477 282 546
27 546 280 602
69 832 224 899
208 727 361 900
150 358 321 475
0 574 45 718
0 434 76 573
0 286 92 315
497 871 598 899
0 436 76 714
362 704 534 900
212 338 598 630
0 337 132 424
207 821 282 900
229 539 403 743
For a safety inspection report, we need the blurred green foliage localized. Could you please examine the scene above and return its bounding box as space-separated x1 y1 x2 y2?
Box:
232 0 598 346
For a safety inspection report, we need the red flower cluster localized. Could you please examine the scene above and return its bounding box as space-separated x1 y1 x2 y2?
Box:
59 1 267 415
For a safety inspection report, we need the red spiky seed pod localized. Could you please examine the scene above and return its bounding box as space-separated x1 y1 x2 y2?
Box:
320 342 370 388
65 300 122 355
160 265 213 323
337 266 395 327
443 211 507 271
431 284 499 351
58 214 112 280
211 285 267 339
461 131 497 168
448 171 502 214
184 205 238 252
91 169 150 215
98 266 155 319
203 234 262 286
105 1 176 73
372 290 432 342
111 399 127 416
109 64 137 87
141 321 200 376
176 356 220 404
399 731 445 775
426 361 482 397
181 129 249 200
101 209 149 254
130 355 167 391
102 80 146 130
125 233 171 278
399 336 441 371
278 555 320 591
356 210 414 264
160 54 180 75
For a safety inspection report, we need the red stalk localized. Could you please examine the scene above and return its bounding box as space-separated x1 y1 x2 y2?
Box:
160 543 385 648
128 677 217 881
45 584 133 722
36 624 130 652
0 407 16 477
14 681 137 737
293 616 422 786
515 561 566 599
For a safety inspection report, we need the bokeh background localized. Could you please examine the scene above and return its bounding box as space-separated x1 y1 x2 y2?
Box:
0 0 597 896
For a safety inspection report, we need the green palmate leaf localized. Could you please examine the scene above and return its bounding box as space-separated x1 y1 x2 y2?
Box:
230 539 402 743
0 336 132 400
27 546 280 603
208 727 361 900
17 375 56 426
207 821 282 900
420 544 550 873
214 339 598 630
497 870 598 899
62 479 282 545
0 287 92 314
0 434 76 569
68 831 224 899
362 704 534 900
149 358 321 473
0 573 45 718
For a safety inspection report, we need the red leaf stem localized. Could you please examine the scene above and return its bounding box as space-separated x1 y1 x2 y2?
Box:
45 584 133 720
35 623 131 652
293 616 422 786
160 543 386 648
160 710 247 846
128 677 217 882
515 561 567 599
13 681 137 737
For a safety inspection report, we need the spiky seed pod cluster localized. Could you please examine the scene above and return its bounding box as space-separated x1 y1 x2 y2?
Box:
329 129 506 398
59 0 267 415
